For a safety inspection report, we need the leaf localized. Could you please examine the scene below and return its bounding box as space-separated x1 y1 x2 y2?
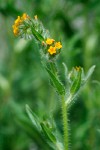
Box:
31 26 44 42
46 67 65 95
62 62 68 77
26 104 41 131
70 68 82 95
16 116 52 150
41 122 56 143
62 62 70 86
49 62 58 76
85 65 95 82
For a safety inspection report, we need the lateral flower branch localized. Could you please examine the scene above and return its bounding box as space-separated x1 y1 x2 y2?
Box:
12 13 95 150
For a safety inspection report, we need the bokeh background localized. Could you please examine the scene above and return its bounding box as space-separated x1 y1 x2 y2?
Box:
0 0 100 150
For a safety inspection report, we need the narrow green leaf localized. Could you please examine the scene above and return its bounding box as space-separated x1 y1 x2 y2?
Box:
62 62 70 87
85 65 95 82
26 104 41 131
46 68 65 95
70 68 82 95
62 62 68 77
16 116 52 150
31 26 44 42
41 122 56 143
49 62 57 75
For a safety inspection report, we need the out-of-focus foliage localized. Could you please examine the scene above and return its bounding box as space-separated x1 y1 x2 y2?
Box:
0 0 100 150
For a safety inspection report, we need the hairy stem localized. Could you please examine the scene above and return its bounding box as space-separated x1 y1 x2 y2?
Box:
61 95 69 150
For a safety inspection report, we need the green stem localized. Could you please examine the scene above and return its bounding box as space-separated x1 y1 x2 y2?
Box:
61 95 69 150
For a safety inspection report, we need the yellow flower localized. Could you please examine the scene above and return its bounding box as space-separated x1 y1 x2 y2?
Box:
21 13 29 20
75 66 81 71
46 38 55 45
34 15 38 20
12 24 19 36
55 42 62 49
48 46 56 55
13 28 19 36
14 16 22 25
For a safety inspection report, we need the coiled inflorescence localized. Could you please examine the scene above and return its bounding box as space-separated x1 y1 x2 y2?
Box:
12 13 62 56
12 13 30 36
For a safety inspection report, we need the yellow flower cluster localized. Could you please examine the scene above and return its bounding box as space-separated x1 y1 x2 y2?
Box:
12 13 29 36
46 38 62 55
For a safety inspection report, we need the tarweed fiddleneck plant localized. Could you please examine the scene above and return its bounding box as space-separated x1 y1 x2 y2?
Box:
12 13 95 150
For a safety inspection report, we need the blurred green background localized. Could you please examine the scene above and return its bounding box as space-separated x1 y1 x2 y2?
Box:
0 0 100 150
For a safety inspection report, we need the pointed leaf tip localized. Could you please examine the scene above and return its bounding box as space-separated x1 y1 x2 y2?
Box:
46 67 65 95
26 104 41 131
70 67 82 95
85 65 96 81
41 122 56 143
